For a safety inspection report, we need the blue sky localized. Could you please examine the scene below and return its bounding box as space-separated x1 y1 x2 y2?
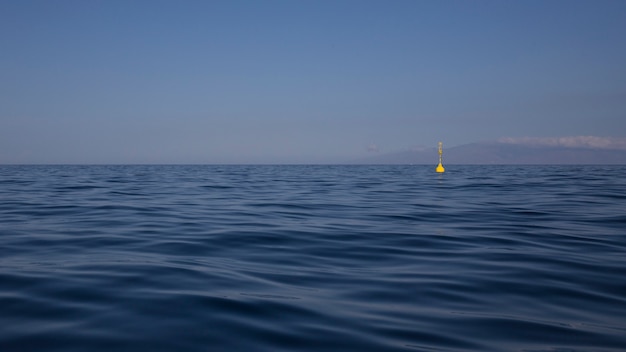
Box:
1 0 625 163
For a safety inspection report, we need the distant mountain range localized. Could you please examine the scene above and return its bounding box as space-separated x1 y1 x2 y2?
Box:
351 138 626 164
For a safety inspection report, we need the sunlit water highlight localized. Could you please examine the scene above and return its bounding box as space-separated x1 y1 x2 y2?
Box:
1 165 625 351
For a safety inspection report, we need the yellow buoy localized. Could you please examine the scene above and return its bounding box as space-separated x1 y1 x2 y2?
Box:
436 141 445 173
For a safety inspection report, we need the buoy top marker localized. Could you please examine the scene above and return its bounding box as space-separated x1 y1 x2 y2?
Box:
436 141 445 173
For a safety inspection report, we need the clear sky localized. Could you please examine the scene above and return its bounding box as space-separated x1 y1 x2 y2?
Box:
1 0 625 164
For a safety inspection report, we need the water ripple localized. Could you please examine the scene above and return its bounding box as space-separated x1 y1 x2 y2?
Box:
1 165 625 351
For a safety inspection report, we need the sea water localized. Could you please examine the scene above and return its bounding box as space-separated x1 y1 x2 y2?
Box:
1 165 625 351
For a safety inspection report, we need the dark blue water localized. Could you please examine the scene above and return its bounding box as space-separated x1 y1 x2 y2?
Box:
1 165 625 351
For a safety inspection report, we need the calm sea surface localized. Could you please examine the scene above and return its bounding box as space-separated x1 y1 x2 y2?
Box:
1 165 625 351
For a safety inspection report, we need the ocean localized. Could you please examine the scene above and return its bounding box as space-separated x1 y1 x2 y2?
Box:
1 164 625 351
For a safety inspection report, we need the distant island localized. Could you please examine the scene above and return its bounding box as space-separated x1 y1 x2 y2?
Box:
351 137 626 164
